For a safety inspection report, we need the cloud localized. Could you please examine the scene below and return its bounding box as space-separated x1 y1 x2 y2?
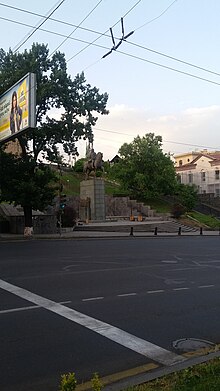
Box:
47 104 220 162
90 104 220 160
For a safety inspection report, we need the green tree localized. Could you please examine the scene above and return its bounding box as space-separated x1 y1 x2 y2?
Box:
175 183 198 211
0 150 57 227
74 158 85 173
0 44 108 232
110 133 177 200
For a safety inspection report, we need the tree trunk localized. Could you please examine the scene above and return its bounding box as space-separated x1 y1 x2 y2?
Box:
23 205 33 237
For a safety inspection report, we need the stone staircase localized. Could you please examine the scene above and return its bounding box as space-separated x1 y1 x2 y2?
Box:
75 219 198 233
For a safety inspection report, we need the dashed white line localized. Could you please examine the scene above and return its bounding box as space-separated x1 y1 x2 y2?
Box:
82 296 104 302
147 290 165 294
117 293 137 297
0 301 71 314
173 287 190 291
198 285 215 289
0 279 185 366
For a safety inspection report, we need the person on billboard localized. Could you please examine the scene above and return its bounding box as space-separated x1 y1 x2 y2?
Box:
10 91 22 134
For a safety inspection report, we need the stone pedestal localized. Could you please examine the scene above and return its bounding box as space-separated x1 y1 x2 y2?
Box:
80 178 105 221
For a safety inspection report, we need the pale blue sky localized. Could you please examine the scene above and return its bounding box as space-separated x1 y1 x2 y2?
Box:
1 0 220 160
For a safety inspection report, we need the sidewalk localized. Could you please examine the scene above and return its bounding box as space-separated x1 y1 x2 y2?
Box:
0 220 219 240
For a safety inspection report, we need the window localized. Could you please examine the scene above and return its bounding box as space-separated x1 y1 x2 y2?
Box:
179 160 183 166
215 188 220 197
177 174 181 183
215 170 219 180
188 173 193 183
201 172 206 182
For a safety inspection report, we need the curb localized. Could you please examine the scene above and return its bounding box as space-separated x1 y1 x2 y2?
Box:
99 349 220 391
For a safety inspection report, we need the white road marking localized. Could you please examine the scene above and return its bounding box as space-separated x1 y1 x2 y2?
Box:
147 290 165 294
0 279 185 366
173 287 190 291
117 293 137 297
0 300 71 314
0 301 71 314
161 260 177 264
174 256 183 261
82 297 104 301
198 285 215 289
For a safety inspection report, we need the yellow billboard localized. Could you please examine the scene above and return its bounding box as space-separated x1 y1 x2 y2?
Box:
0 73 36 143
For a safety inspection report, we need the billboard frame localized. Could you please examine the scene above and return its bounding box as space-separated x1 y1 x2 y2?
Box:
0 72 36 144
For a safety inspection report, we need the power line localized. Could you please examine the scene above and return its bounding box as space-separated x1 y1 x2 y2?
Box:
2 5 220 87
0 2 107 38
135 0 178 31
126 41 220 78
2 14 220 87
2 1 219 81
12 0 65 53
114 50 220 87
0 16 109 51
49 0 103 58
93 127 220 151
66 0 142 63
13 0 66 53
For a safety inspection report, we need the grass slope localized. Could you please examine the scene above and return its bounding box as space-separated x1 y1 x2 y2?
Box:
126 357 220 391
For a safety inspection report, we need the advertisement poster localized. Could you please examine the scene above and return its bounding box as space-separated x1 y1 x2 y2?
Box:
0 73 36 143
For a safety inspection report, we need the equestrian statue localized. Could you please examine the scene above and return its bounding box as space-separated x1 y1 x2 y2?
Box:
84 147 104 179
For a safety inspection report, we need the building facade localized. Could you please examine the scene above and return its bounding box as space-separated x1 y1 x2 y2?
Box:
174 150 220 196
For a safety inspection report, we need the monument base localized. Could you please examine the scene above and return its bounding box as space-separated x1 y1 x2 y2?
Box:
80 178 105 222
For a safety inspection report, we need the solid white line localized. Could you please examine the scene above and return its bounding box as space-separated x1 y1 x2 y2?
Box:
173 287 190 291
198 285 215 289
147 290 165 294
82 297 104 301
0 301 71 314
0 279 185 366
117 293 137 297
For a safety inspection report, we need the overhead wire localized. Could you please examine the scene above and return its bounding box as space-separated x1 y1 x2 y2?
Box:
125 41 220 78
1 11 220 87
135 0 178 31
49 0 104 58
93 127 220 151
0 2 107 38
12 0 66 53
12 0 65 53
2 1 220 81
112 50 220 87
0 16 109 51
1 2 219 158
2 13 220 87
66 0 142 63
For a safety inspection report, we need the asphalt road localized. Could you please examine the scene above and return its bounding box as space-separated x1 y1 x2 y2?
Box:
0 237 220 391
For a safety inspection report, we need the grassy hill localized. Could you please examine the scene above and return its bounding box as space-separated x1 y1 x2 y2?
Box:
58 169 220 229
59 170 128 197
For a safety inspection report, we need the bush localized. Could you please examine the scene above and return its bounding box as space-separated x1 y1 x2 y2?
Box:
60 372 77 391
74 159 85 173
91 373 103 391
57 206 77 227
171 203 186 218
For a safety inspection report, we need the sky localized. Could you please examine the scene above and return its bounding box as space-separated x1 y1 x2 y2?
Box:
1 0 220 162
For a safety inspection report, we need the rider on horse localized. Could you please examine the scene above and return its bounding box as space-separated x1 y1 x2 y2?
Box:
87 147 97 169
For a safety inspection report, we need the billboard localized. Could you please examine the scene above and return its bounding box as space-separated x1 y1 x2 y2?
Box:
0 73 36 143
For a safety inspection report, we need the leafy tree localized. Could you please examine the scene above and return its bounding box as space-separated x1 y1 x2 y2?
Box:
175 183 198 211
74 158 85 173
110 133 177 200
0 44 108 232
0 150 57 226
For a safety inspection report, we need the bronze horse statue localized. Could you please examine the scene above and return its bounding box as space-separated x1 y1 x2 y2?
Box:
84 152 104 179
